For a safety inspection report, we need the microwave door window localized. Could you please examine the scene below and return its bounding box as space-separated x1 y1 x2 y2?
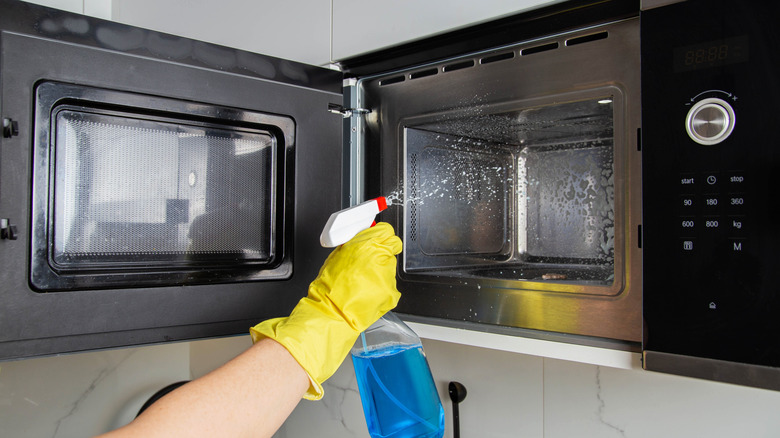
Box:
49 108 275 275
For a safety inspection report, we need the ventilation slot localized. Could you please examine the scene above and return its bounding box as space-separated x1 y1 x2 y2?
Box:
409 68 439 80
443 60 475 72
521 42 559 56
480 52 515 65
409 153 418 242
566 31 608 46
379 75 405 86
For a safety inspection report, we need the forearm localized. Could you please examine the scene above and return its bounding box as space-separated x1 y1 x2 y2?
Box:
98 223 402 436
99 338 309 438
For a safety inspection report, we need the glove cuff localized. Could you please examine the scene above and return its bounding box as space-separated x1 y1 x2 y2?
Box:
250 315 358 401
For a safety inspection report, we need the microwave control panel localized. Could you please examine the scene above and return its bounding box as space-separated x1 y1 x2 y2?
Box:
641 0 780 384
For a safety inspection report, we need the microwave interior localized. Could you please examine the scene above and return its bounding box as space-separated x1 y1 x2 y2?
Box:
356 16 642 343
403 96 617 287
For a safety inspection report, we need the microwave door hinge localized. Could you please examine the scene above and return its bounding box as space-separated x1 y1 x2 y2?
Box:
328 103 371 118
340 79 368 206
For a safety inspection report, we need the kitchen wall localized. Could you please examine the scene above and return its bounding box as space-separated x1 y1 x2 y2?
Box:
3 333 780 437
0 341 192 436
281 338 780 438
4 1 780 437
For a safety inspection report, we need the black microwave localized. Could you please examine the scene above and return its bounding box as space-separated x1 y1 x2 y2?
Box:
2 0 779 393
0 0 642 361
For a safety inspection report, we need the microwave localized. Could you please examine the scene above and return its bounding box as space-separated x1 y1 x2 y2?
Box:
1 0 778 391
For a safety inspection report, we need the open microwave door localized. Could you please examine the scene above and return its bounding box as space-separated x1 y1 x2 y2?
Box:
0 0 344 359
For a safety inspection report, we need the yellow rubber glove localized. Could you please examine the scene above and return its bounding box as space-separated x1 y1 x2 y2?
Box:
250 222 402 400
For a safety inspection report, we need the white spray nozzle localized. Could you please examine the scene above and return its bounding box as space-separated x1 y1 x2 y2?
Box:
320 197 388 247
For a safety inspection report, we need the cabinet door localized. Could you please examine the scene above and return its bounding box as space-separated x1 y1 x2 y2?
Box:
20 0 110 18
110 0 331 66
332 0 560 60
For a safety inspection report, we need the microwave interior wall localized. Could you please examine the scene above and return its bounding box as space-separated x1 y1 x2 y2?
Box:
401 96 618 284
357 17 642 344
0 0 343 359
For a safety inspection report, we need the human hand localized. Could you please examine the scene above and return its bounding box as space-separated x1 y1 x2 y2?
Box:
250 222 402 399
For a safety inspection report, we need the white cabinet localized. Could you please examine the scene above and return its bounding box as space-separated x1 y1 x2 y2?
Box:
21 0 81 14
110 0 332 66
21 0 110 19
23 0 562 66
331 0 562 61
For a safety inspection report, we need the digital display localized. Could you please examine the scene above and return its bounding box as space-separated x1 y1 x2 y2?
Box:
673 35 749 72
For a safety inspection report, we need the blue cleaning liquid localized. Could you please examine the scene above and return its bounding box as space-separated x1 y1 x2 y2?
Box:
352 343 445 438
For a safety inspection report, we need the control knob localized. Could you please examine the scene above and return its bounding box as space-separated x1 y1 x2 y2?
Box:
685 97 735 145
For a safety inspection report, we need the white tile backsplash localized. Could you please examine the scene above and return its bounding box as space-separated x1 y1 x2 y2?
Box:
274 338 545 438
0 342 190 437
2 335 780 437
276 337 780 438
273 359 367 438
423 339 544 438
544 358 780 438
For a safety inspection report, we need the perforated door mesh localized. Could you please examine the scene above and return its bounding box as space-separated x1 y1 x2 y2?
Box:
52 110 275 265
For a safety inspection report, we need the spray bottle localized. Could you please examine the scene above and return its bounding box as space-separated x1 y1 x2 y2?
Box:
320 197 445 438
